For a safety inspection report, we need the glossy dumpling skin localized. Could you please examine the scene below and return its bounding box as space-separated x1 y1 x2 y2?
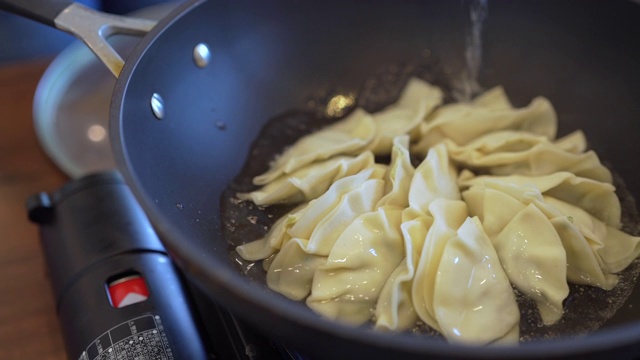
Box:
413 86 557 155
375 209 432 331
408 143 461 214
461 180 570 325
253 77 443 185
265 169 386 300
366 78 443 155
236 204 305 261
544 196 640 280
460 171 621 227
434 217 520 345
377 135 415 208
492 203 569 325
237 151 376 206
289 167 386 256
445 130 612 183
253 108 377 185
463 183 616 291
412 199 469 333
306 206 405 325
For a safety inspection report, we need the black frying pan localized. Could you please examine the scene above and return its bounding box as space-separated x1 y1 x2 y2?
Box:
3 0 640 358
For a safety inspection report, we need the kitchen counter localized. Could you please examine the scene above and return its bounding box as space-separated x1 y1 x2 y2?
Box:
0 60 68 359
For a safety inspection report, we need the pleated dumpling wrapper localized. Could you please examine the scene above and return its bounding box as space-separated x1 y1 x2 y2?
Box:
411 199 469 333
413 86 557 155
253 77 442 185
459 171 621 227
376 135 415 208
365 78 443 155
445 130 612 183
543 196 640 282
253 108 376 185
433 216 520 344
375 208 432 331
264 167 386 300
237 151 376 206
460 179 569 325
306 206 406 325
463 182 619 291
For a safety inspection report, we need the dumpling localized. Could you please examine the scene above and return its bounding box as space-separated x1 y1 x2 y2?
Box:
306 206 405 325
365 78 443 155
288 168 387 256
445 130 612 183
413 86 557 155
463 181 618 291
553 130 588 154
461 177 569 325
433 217 520 345
265 171 385 300
408 143 460 215
549 215 618 290
544 196 640 276
377 135 415 208
375 208 433 331
459 171 621 227
266 238 327 300
236 203 305 261
237 151 376 206
492 203 569 325
253 108 376 185
412 199 469 332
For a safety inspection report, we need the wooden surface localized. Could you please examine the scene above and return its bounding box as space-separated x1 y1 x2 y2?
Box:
0 60 69 359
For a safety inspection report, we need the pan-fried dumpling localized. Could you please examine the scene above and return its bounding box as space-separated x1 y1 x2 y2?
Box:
236 204 305 261
461 179 569 324
265 173 385 300
253 108 376 185
375 209 433 331
492 203 569 325
553 130 588 154
365 78 443 155
412 199 469 332
408 143 460 215
289 168 387 256
459 171 621 227
462 182 618 290
377 136 415 208
445 130 612 182
238 166 385 262
306 206 405 325
237 151 375 206
434 217 520 344
543 196 640 276
266 238 327 300
549 216 618 290
413 86 557 154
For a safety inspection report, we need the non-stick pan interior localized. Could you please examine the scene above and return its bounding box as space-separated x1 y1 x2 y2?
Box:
111 0 640 358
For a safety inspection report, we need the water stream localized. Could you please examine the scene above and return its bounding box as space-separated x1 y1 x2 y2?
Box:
453 0 489 102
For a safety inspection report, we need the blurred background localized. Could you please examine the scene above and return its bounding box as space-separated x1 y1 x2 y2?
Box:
0 0 171 64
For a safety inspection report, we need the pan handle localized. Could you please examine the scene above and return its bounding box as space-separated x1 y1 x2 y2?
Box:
0 0 157 77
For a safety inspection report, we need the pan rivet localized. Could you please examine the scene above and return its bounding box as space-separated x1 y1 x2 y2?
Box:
150 93 165 120
193 43 211 68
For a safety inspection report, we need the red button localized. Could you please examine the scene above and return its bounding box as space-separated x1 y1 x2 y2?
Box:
107 274 149 308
